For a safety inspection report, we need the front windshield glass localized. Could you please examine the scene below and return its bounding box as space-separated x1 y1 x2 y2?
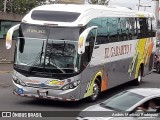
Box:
16 37 46 66
100 91 144 111
44 39 80 73
14 23 81 75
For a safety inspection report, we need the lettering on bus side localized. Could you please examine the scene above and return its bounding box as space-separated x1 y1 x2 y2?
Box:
105 44 132 58
27 29 46 34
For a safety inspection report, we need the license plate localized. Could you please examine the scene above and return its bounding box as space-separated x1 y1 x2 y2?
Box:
38 90 47 97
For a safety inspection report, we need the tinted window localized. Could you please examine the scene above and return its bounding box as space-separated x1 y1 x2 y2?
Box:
19 23 49 39
87 17 156 44
101 91 144 111
0 21 19 39
49 27 80 40
31 10 80 22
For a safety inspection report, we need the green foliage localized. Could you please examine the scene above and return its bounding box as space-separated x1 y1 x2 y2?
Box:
1 0 46 14
0 0 3 11
89 0 109 5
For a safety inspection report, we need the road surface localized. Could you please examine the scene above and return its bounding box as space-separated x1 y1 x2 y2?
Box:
0 65 160 120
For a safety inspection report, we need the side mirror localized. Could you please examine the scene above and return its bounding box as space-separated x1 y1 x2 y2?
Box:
78 26 98 54
19 38 25 53
6 24 20 49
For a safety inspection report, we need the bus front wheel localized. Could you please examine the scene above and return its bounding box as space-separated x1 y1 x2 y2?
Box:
88 79 100 102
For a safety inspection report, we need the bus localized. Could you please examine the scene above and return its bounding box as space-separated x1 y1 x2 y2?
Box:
6 4 156 101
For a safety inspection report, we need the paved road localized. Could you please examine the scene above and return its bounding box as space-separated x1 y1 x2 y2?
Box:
0 67 160 120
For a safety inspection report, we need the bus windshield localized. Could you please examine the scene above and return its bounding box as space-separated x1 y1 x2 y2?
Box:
14 23 82 75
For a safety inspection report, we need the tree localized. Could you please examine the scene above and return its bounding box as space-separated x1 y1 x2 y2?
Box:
0 0 3 11
88 0 110 5
1 0 46 14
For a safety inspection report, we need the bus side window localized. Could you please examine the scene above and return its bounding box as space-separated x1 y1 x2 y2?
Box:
145 18 149 37
121 18 128 41
108 17 118 43
126 18 131 40
88 17 110 45
137 18 141 39
148 18 156 37
138 18 149 38
97 17 110 44
129 18 136 39
128 18 135 40
134 18 138 39
84 30 96 63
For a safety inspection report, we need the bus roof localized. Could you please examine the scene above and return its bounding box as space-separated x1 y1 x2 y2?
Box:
22 4 154 27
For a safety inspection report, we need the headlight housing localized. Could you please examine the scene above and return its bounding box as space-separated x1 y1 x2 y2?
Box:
62 80 80 90
12 75 26 86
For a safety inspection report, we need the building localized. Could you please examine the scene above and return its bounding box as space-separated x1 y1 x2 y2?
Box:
0 12 23 63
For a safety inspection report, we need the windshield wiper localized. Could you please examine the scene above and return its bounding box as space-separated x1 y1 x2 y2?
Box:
48 62 66 74
40 41 44 64
49 56 66 73
46 41 66 74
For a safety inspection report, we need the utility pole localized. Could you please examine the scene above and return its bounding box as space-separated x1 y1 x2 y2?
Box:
138 0 140 10
3 0 7 12
151 0 159 30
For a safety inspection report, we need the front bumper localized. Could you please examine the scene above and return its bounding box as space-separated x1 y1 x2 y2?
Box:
13 81 80 101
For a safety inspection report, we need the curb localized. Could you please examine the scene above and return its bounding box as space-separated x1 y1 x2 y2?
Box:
0 71 13 74
0 61 12 64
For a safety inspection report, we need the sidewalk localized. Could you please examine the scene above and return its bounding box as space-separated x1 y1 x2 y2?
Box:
0 63 13 73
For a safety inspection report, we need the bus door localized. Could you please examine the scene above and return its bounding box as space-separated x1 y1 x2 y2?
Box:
77 26 99 98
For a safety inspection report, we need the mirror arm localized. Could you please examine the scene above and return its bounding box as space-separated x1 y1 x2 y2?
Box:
78 26 98 54
6 24 20 49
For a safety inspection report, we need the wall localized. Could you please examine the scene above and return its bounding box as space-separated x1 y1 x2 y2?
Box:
0 12 23 21
0 39 16 63
0 12 23 63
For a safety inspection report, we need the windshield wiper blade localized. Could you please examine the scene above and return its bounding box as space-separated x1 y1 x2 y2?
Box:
50 59 66 73
40 41 44 64
46 41 66 74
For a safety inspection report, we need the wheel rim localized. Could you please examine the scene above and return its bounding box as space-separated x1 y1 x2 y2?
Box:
157 65 160 72
92 82 99 100
157 67 159 72
138 70 142 83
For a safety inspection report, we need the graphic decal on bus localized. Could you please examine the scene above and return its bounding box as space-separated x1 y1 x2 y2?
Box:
128 38 154 78
49 80 65 85
101 69 108 92
84 69 103 98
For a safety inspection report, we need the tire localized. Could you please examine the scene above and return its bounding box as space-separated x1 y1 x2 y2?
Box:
134 67 142 85
156 63 160 74
88 79 100 102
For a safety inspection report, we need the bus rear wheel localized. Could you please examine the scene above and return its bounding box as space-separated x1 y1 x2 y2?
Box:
88 79 100 102
134 67 142 85
156 63 160 74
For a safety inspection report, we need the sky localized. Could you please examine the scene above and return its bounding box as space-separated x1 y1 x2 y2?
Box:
85 0 155 12
109 0 154 12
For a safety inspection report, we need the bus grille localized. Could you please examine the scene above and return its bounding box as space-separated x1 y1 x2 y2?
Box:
27 83 60 89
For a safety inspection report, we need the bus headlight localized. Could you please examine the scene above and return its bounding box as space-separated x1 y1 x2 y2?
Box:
62 80 80 90
12 75 26 87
